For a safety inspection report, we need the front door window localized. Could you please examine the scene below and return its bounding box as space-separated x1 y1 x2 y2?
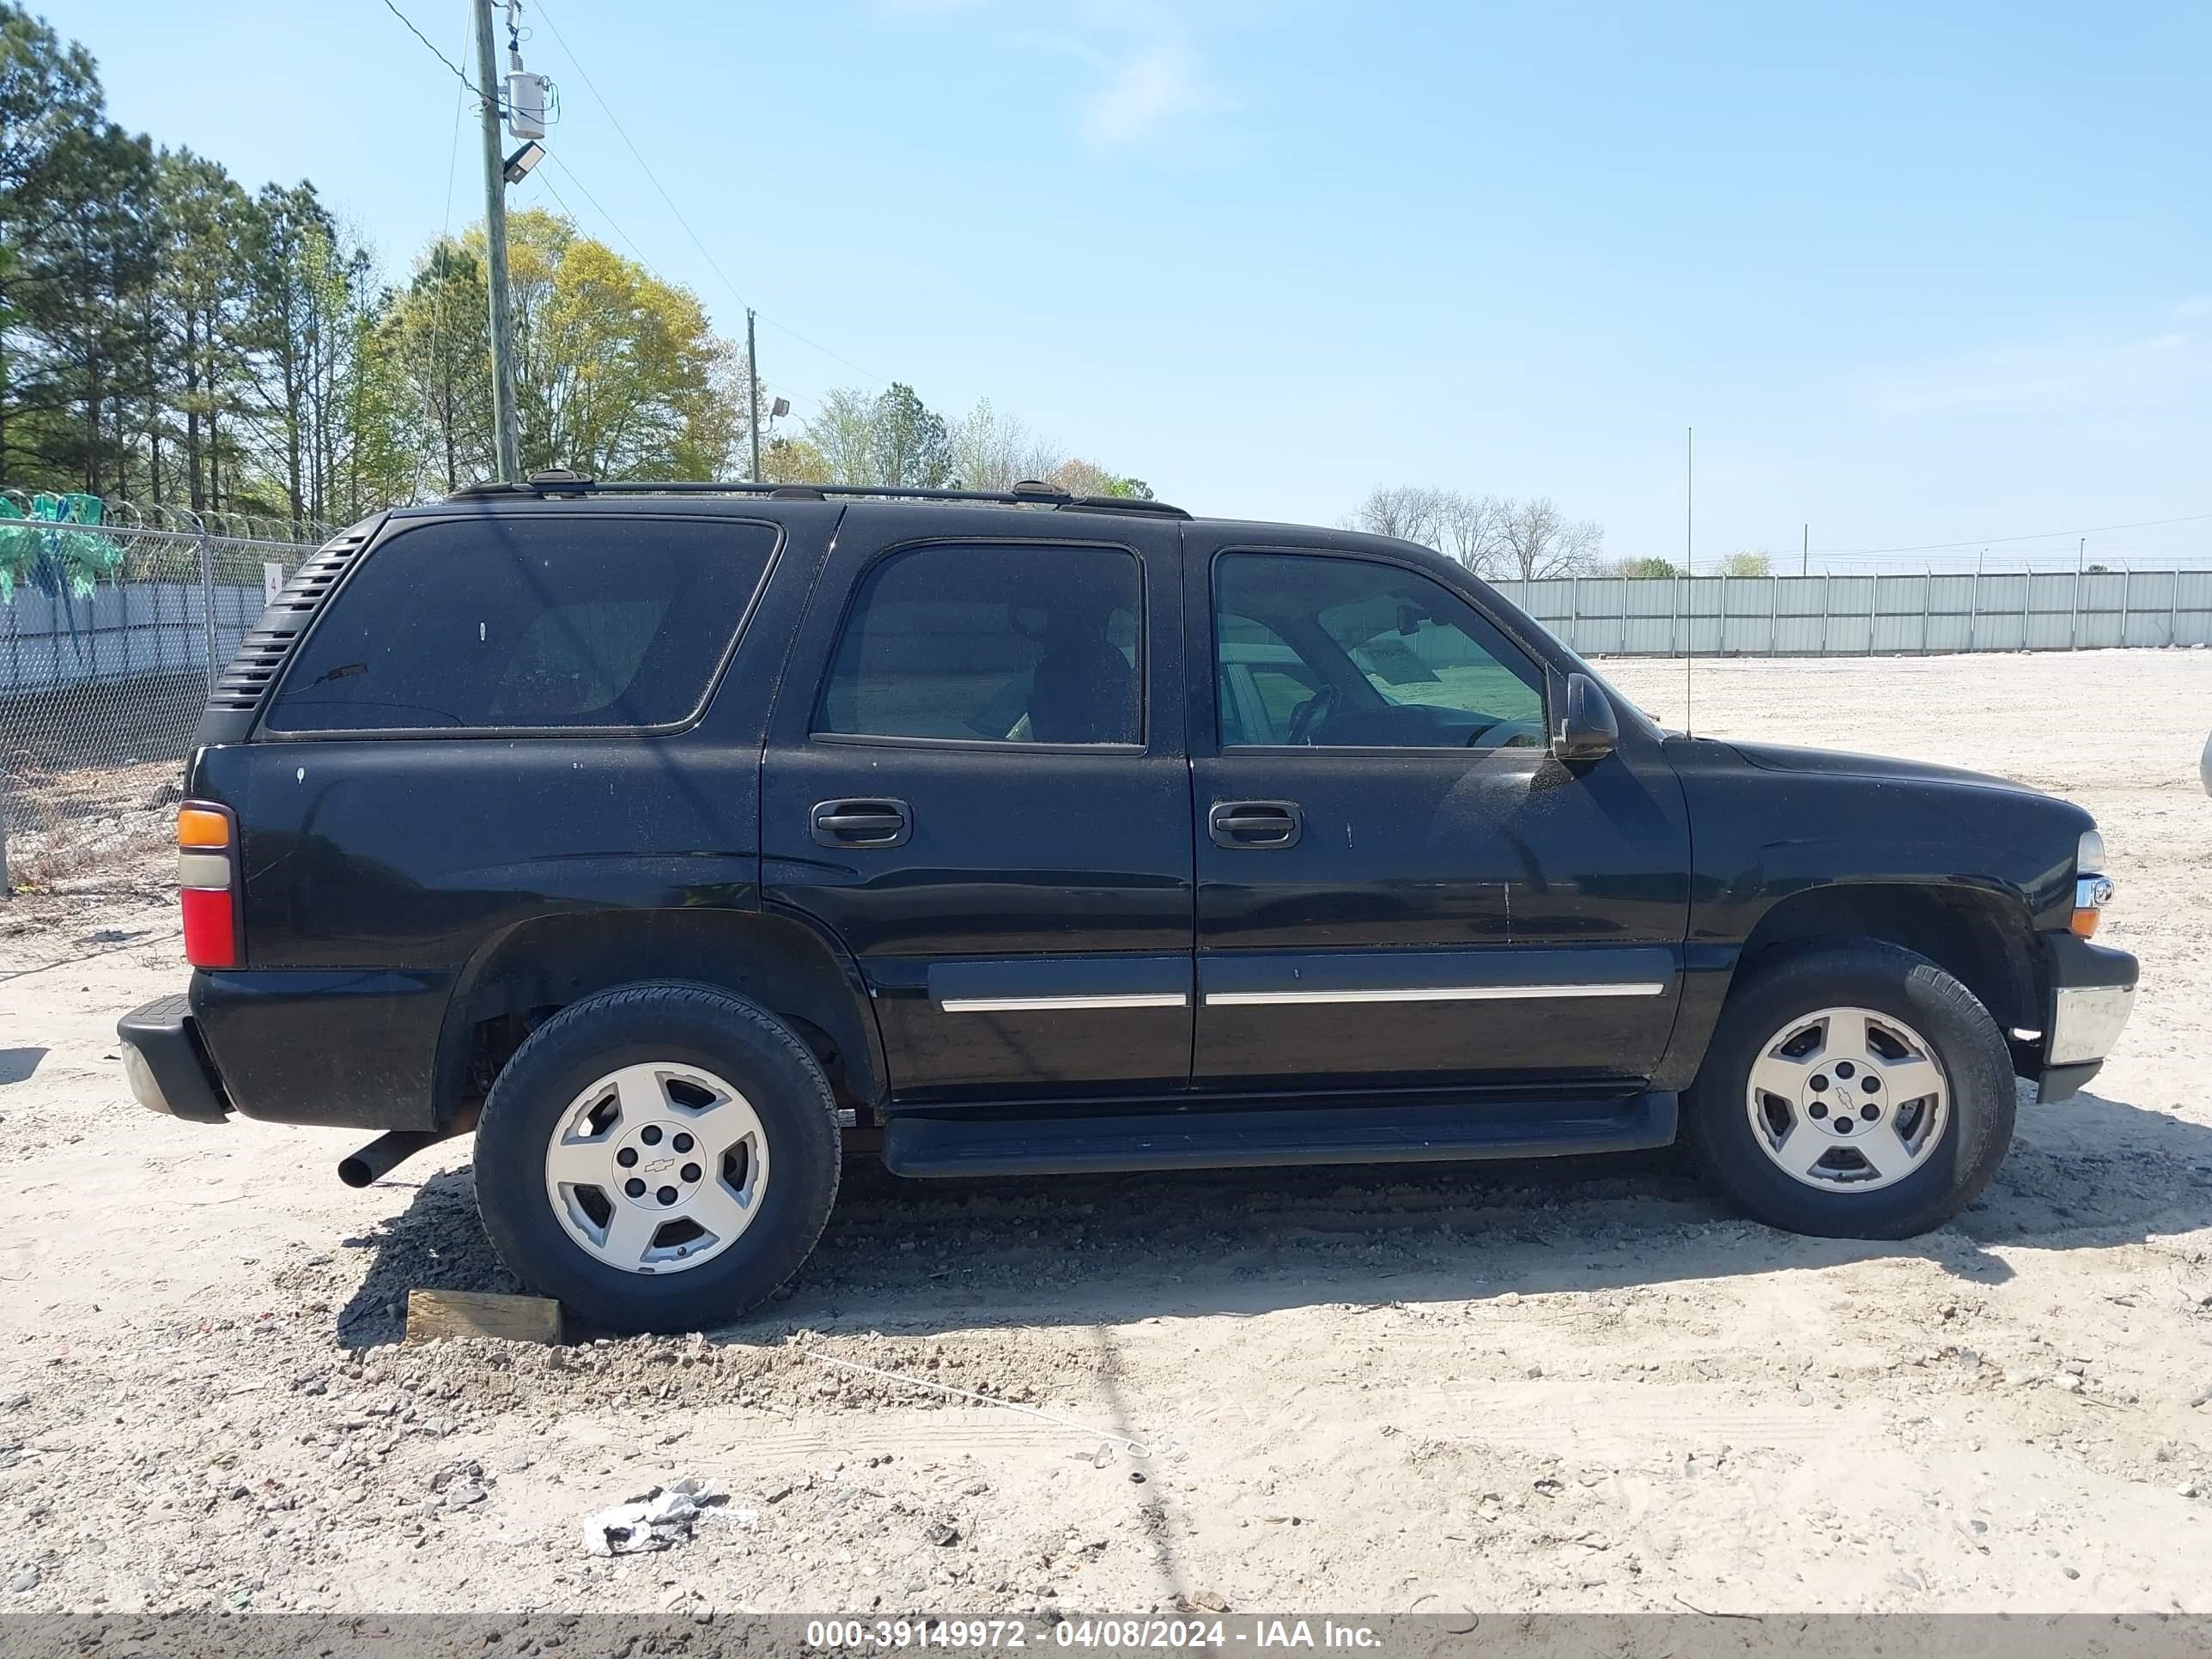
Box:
1214 551 1545 750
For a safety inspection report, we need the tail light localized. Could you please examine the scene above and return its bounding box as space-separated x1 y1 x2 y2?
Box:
177 802 243 969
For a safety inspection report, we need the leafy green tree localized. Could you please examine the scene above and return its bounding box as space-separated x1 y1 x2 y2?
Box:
1605 556 1682 579
0 3 1152 526
493 209 743 480
150 149 256 513
948 397 1060 491
235 182 329 520
799 386 875 483
761 433 830 484
380 236 490 494
0 4 155 495
1051 457 1152 499
865 382 951 488
224 184 408 526
40 122 155 496
798 381 952 488
0 3 105 486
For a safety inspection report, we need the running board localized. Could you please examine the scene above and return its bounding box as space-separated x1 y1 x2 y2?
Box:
880 1091 1677 1179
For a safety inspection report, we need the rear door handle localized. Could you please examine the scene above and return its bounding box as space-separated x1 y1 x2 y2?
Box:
811 798 911 849
1208 799 1302 849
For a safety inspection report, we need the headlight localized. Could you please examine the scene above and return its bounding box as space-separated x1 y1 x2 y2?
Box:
2073 829 2112 938
2076 829 2105 876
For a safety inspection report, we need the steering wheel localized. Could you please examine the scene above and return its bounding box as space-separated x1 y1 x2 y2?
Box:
1462 718 1498 748
1286 684 1338 744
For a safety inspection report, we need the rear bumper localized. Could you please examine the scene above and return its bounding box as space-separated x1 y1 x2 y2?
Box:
189 968 449 1130
2037 934 2138 1103
117 994 232 1124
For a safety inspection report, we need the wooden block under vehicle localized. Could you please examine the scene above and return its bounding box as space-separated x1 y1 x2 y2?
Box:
404 1288 563 1346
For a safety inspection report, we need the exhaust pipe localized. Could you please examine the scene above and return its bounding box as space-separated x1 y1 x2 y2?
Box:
337 1108 480 1188
338 1129 447 1188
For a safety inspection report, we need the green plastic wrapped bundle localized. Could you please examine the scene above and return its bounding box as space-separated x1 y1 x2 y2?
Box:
0 492 125 603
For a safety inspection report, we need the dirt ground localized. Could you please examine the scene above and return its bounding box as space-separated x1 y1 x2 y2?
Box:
0 647 2208 1619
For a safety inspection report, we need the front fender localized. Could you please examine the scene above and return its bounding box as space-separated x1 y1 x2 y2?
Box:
1651 737 2084 1091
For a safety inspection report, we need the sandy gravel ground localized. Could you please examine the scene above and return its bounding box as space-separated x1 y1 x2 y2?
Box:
0 647 2207 1619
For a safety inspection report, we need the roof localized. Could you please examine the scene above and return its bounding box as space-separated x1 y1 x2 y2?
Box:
440 471 1190 521
409 472 1472 588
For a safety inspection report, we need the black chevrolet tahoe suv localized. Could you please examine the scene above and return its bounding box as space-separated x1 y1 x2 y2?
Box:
118 477 2139 1333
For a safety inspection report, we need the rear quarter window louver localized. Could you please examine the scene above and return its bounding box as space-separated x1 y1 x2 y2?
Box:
194 518 381 744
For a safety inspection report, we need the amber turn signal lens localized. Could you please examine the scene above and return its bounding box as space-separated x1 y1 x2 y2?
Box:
2069 908 2100 939
177 806 231 848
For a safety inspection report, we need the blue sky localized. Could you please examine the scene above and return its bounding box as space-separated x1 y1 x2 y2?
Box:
70 0 2212 568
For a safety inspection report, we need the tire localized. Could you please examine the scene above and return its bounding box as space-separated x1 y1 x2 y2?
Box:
473 981 840 1334
1682 939 2015 1239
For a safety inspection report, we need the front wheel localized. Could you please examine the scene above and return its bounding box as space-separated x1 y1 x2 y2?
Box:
1683 940 2016 1239
473 981 841 1333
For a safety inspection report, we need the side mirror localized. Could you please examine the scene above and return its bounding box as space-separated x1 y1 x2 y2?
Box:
1553 672 1618 762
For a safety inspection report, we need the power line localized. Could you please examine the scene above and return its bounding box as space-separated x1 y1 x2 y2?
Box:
535 155 651 269
534 152 802 409
1813 510 2212 556
526 0 892 391
416 2 470 483
378 0 483 94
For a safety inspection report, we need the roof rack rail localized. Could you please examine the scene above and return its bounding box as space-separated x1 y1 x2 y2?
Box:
446 472 1191 520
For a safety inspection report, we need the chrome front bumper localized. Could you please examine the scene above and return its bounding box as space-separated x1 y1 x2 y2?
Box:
2039 935 2139 1102
2050 981 2136 1066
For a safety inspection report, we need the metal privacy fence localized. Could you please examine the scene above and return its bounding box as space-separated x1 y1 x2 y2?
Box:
1490 568 2212 657
1 525 311 884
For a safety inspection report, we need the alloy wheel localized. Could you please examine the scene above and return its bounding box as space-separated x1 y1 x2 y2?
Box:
1742 1005 1949 1192
542 1061 770 1273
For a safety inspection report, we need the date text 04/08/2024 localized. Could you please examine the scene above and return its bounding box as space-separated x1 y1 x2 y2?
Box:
801 1616 1386 1649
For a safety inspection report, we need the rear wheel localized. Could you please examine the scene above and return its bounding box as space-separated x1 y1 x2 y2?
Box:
1683 940 2014 1238
473 981 839 1333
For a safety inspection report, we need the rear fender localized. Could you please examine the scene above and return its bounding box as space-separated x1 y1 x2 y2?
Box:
434 907 888 1127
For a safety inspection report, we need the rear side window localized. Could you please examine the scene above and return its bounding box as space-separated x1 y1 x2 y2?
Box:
263 517 775 732
817 542 1142 744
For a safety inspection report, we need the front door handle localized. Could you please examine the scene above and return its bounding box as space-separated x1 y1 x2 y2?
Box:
811 798 911 849
1209 799 1302 849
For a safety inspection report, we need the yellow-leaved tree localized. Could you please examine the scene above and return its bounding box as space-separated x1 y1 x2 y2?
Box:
471 210 745 481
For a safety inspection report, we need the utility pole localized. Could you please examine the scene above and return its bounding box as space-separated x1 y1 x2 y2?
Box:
1683 426 1694 734
2070 536 2086 650
1802 523 1808 577
474 0 521 483
747 308 763 483
1684 428 1693 576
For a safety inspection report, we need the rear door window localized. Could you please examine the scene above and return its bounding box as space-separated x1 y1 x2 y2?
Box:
263 516 775 732
817 542 1142 744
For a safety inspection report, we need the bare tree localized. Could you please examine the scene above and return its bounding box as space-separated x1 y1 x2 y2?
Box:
949 398 1062 492
1347 484 1447 547
1437 490 1506 574
1351 486 1602 580
1493 495 1604 580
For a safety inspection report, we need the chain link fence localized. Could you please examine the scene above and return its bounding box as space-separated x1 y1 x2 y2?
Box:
1 524 313 887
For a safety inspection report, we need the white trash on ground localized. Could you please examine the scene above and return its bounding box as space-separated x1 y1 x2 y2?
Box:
580 1475 720 1557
